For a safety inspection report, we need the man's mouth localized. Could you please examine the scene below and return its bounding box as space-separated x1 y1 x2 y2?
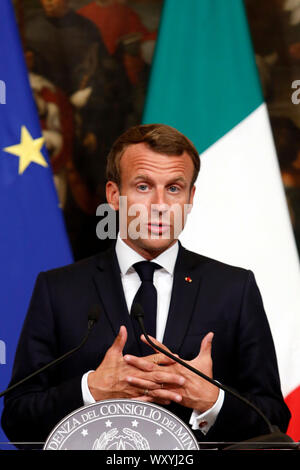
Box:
147 223 171 235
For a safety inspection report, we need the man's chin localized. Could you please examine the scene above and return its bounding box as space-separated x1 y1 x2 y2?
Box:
125 235 178 258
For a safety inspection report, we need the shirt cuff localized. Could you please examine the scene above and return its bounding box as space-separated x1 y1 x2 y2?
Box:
189 389 225 435
81 370 96 405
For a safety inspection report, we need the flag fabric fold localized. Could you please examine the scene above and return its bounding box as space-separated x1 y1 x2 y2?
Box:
0 0 73 443
143 0 300 440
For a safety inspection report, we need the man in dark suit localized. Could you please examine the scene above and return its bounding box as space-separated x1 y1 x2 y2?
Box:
1 124 290 445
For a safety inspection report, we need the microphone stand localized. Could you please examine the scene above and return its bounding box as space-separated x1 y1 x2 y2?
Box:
0 306 100 399
132 303 297 450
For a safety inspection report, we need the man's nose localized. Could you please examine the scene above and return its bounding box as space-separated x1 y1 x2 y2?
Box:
151 189 169 213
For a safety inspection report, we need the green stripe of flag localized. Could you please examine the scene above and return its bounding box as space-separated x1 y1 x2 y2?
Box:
143 0 263 153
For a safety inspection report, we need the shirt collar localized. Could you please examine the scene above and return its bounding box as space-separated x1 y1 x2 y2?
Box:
116 234 179 276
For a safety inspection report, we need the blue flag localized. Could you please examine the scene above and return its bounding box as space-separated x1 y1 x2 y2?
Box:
0 0 73 443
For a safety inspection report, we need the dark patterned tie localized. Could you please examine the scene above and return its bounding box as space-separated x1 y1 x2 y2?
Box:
131 261 161 355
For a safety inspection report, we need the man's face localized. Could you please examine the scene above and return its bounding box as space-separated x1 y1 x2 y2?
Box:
40 0 68 17
106 143 196 259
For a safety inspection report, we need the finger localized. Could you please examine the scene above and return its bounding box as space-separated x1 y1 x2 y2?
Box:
149 388 182 403
126 376 159 391
148 352 178 366
126 370 185 390
148 370 185 386
123 354 155 372
126 357 186 385
126 373 184 391
111 326 127 354
198 332 214 357
124 353 177 369
134 389 182 404
140 334 172 354
135 396 171 406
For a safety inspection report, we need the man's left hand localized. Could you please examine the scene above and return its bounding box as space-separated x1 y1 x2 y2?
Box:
124 333 219 413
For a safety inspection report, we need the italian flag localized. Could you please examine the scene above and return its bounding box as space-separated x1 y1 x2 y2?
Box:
143 0 300 440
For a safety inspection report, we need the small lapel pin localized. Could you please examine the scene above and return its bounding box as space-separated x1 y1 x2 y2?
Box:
185 276 192 283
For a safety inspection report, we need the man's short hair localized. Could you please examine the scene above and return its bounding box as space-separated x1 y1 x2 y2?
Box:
106 123 200 188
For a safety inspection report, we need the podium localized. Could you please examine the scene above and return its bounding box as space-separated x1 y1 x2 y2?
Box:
0 400 298 452
43 399 199 450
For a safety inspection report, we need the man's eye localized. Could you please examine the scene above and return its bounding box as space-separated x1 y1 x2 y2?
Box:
169 186 180 193
137 184 149 191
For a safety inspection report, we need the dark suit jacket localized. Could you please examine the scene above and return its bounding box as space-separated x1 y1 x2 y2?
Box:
1 243 290 444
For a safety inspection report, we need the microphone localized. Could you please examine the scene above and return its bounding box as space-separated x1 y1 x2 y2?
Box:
0 305 101 399
132 302 296 449
88 304 101 330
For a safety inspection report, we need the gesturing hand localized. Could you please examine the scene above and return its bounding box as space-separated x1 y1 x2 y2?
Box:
88 326 186 405
124 333 219 412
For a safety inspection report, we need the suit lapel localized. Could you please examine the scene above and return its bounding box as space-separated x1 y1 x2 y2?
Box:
163 244 203 354
92 245 142 356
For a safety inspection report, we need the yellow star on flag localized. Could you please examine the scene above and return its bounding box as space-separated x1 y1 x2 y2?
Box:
3 125 47 174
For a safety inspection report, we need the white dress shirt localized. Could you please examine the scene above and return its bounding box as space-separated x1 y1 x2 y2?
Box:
81 235 224 434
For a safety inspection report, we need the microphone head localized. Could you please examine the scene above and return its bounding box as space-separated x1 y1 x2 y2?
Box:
131 302 144 319
88 305 101 328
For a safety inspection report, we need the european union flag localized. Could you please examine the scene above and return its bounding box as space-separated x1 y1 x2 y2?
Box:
0 0 73 444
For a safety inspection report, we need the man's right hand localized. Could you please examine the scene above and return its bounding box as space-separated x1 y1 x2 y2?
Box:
87 326 185 405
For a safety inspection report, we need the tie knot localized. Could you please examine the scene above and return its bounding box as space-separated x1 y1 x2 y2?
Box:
133 261 161 282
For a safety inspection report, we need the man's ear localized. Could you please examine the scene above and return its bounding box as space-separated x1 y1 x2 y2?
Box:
106 181 120 211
